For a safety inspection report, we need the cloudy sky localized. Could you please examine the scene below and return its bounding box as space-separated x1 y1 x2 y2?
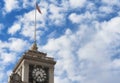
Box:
0 0 120 83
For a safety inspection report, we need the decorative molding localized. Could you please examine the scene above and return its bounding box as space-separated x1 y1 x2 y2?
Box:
13 50 56 72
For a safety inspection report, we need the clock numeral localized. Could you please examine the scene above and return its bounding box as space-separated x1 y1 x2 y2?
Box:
32 67 47 82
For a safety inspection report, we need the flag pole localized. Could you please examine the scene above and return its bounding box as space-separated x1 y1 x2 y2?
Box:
31 0 42 51
34 0 37 44
30 0 38 51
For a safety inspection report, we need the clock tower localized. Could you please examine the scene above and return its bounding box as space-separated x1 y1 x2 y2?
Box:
8 43 56 83
8 1 56 82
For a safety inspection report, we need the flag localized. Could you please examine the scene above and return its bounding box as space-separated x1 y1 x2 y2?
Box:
36 3 42 14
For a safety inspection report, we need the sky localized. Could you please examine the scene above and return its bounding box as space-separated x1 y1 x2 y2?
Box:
0 0 120 83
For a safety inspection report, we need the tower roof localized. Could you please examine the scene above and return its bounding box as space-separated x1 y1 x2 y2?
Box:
13 50 56 72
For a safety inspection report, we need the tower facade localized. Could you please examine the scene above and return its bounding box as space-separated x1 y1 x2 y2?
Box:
8 45 56 83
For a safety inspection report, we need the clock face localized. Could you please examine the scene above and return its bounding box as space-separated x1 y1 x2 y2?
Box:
32 67 47 82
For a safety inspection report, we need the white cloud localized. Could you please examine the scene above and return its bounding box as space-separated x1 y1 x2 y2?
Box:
40 16 120 83
49 4 65 26
55 77 71 83
99 6 113 14
8 22 21 35
1 52 16 63
8 38 29 52
0 68 12 83
22 0 34 8
77 17 120 83
112 59 120 70
69 13 82 24
102 17 120 32
0 38 29 52
69 12 96 24
69 0 87 8
3 0 36 14
86 2 96 11
3 0 19 13
102 0 120 6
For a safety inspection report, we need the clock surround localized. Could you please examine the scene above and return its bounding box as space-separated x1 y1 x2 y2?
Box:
29 64 49 83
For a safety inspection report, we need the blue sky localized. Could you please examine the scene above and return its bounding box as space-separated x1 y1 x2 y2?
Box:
0 0 120 83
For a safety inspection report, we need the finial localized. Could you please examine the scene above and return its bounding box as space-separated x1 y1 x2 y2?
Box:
30 41 38 51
